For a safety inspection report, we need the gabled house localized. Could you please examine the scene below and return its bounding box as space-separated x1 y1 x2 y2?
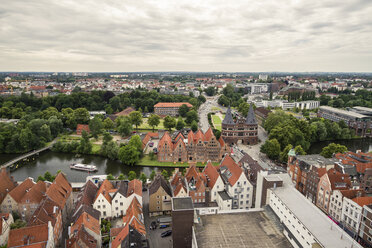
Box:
66 228 98 248
170 170 188 197
185 166 206 204
0 213 13 246
328 189 365 223
69 212 101 247
0 178 35 214
149 175 172 216
342 196 372 235
111 179 143 218
0 168 17 206
202 161 224 202
28 197 63 246
219 154 253 210
18 180 48 221
8 223 54 248
45 173 73 223
93 179 114 219
316 168 351 214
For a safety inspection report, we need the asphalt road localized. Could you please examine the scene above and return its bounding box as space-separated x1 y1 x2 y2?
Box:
198 94 225 132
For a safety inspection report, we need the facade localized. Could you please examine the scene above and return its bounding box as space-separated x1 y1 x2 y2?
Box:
316 168 351 214
219 155 253 209
328 189 364 223
0 213 13 246
342 196 372 236
157 128 230 163
202 162 224 202
268 173 362 248
148 175 172 216
154 102 193 116
318 106 371 137
359 204 372 247
221 105 258 145
255 170 283 208
185 166 206 204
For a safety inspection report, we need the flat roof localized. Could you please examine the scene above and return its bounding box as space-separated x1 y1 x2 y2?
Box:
319 106 368 119
352 106 372 112
271 174 362 248
172 197 194 211
296 154 337 167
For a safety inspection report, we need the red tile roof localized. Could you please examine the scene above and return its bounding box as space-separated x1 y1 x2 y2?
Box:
71 212 100 236
76 124 90 133
95 180 114 203
203 161 220 189
115 107 135 116
9 178 35 203
220 155 242 186
0 168 17 204
111 223 129 248
339 189 365 199
28 198 60 227
204 127 214 142
0 213 10 234
66 228 97 248
327 168 351 190
46 173 72 209
154 102 192 108
8 224 48 247
20 180 47 204
158 132 172 149
122 197 145 235
218 137 225 147
317 168 327 178
127 179 142 197
352 196 372 207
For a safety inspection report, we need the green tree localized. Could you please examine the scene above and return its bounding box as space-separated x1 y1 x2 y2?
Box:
176 117 185 130
260 139 281 160
77 130 92 154
178 104 190 117
204 86 216 96
294 145 306 155
186 110 198 124
44 171 54 182
129 111 143 130
89 117 103 139
37 175 45 182
128 171 137 181
238 102 250 117
118 145 140 166
161 169 169 180
279 144 293 163
150 170 156 180
103 117 114 130
72 108 90 125
163 116 176 131
148 114 160 131
48 116 63 138
139 173 147 185
116 116 133 137
129 135 142 153
107 174 115 180
320 143 348 158
118 173 125 180
191 120 198 132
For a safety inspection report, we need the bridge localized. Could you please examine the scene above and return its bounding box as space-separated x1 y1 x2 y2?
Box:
1 139 58 169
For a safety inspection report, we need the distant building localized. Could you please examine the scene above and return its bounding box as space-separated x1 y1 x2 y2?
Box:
154 102 192 117
318 106 371 137
221 105 258 145
115 107 136 117
258 74 268 81
76 124 90 135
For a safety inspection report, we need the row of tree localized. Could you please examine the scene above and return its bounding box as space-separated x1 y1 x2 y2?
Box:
320 89 372 108
260 111 354 162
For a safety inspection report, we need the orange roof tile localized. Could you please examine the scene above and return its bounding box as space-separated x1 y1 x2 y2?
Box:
158 132 172 149
203 161 220 189
317 168 327 178
8 224 48 247
71 212 100 236
9 178 35 203
46 173 72 209
111 224 129 248
218 137 225 147
0 168 17 204
95 179 114 203
20 180 47 204
339 189 365 199
327 168 351 190
127 179 142 197
220 155 242 186
204 127 215 141
352 196 372 207
154 102 192 108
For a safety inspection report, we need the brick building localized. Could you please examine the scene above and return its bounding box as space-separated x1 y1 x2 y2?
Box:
157 128 230 163
221 105 258 145
154 102 192 117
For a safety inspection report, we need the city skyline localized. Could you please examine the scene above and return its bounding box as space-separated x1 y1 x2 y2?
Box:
1 0 372 72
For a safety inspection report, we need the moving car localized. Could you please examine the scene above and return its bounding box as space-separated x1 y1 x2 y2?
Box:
161 230 172 238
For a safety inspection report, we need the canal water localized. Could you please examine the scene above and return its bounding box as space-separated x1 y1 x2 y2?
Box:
1 138 370 182
0 152 174 182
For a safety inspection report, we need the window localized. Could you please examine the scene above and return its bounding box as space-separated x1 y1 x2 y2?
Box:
98 205 101 209
115 200 118 203
120 202 123 206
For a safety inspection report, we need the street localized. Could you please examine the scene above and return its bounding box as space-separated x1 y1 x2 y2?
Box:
198 94 225 132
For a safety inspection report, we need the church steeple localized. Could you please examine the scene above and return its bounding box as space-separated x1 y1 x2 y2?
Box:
245 104 257 124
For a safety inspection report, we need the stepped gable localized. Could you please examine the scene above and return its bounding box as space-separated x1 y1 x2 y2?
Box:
158 131 172 147
187 131 195 144
194 130 205 142
246 104 257 124
204 127 215 141
222 106 234 125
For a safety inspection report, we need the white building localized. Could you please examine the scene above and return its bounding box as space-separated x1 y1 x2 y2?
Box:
219 155 253 210
329 189 364 223
202 162 224 202
341 196 372 236
259 74 268 81
268 173 362 248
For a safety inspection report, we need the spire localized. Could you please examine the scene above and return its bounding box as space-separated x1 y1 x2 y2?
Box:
222 106 234 125
245 104 257 124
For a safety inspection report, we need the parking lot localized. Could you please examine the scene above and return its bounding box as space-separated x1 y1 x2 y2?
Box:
195 211 292 248
143 190 172 248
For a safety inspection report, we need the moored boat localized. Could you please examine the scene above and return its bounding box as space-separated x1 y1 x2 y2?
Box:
70 163 98 172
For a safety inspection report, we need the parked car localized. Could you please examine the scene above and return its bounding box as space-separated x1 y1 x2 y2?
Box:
161 230 172 237
159 224 169 229
153 148 158 154
150 221 157 230
149 142 154 147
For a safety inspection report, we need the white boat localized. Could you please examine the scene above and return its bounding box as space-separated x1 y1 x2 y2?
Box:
70 163 98 172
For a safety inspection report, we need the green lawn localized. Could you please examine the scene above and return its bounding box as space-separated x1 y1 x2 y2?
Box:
138 118 166 130
211 115 222 131
211 107 221 112
138 155 220 167
91 144 101 154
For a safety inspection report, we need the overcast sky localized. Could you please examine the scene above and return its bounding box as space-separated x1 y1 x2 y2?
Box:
0 0 371 72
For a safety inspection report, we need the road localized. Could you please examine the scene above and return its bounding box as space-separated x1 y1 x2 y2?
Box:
198 94 225 132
